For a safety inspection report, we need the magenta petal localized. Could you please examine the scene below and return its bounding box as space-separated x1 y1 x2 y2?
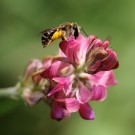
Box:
79 103 95 120
90 70 117 87
53 77 70 86
88 35 96 45
93 39 102 47
60 38 78 65
102 40 109 49
76 35 90 66
41 61 62 78
65 98 80 112
58 48 67 57
48 84 64 96
54 56 71 64
92 85 107 101
51 101 71 120
86 60 102 74
51 101 63 120
41 60 73 78
53 77 73 95
76 85 92 104
62 109 71 119
101 49 119 71
88 38 102 51
60 34 89 66
42 56 53 69
53 91 65 101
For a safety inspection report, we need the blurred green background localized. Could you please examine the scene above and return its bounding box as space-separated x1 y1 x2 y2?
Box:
0 0 134 135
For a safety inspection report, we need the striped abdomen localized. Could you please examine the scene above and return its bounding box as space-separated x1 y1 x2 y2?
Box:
42 29 63 47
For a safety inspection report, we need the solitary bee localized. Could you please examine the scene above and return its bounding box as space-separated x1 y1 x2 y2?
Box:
41 22 87 47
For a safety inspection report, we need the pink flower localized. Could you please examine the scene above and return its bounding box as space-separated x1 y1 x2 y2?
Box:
59 34 119 73
24 34 119 121
41 56 74 78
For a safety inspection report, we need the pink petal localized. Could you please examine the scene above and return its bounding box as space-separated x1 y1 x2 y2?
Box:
86 60 102 74
100 49 119 71
79 103 95 120
90 70 117 87
60 34 89 67
93 39 103 47
92 85 107 101
42 56 53 69
53 77 70 86
48 84 64 96
23 88 44 106
24 59 42 80
52 76 74 95
41 60 73 78
53 56 71 64
58 48 67 57
88 35 96 45
62 109 71 119
76 84 92 104
60 38 80 65
53 90 65 101
51 101 71 121
76 35 91 66
86 35 96 53
51 101 63 121
87 38 102 51
41 61 62 78
65 98 80 112
102 40 109 49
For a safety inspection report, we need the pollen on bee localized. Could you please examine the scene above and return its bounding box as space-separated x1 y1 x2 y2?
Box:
51 30 63 40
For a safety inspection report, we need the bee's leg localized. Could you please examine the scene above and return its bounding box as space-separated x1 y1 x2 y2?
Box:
62 36 67 41
61 31 67 41
43 40 52 48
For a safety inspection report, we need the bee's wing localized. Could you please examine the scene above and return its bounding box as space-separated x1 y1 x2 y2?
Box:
35 27 55 36
40 25 64 34
40 28 53 34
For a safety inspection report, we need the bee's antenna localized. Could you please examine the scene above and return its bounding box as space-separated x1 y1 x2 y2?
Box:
106 35 112 41
80 27 88 37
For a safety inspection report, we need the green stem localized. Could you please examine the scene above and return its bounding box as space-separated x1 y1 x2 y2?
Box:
0 86 20 99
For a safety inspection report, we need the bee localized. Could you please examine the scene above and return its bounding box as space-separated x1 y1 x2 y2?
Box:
41 22 87 47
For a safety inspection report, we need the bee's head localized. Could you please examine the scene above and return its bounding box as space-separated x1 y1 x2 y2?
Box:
72 23 88 38
71 23 80 39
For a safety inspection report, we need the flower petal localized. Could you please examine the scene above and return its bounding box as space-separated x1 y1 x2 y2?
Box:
41 60 73 78
51 101 63 121
52 76 74 95
93 39 103 47
23 88 44 106
92 85 107 101
62 109 71 119
100 48 119 71
48 84 64 96
86 60 102 74
79 103 95 120
51 101 71 121
76 84 92 104
53 77 70 86
65 98 80 112
24 59 42 81
90 70 117 87
60 34 89 67
41 61 62 78
87 38 102 52
53 56 71 64
58 48 67 57
42 56 53 69
102 40 109 49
